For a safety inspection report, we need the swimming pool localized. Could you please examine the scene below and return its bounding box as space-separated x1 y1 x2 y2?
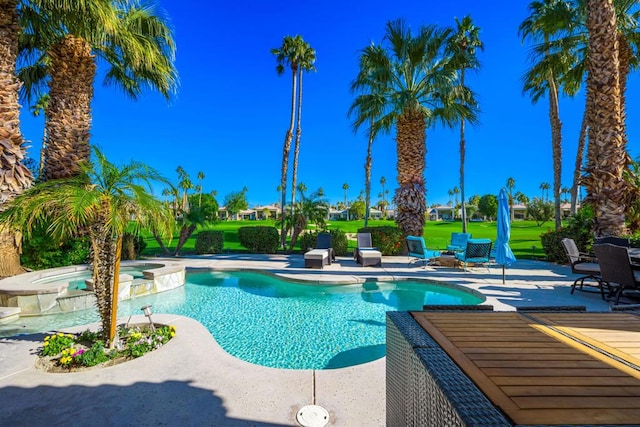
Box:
0 270 483 369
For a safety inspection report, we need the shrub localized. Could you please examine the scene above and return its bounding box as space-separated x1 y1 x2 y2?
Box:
195 230 224 254
297 229 348 256
540 205 594 263
358 226 405 255
238 226 279 253
22 226 90 270
298 231 317 252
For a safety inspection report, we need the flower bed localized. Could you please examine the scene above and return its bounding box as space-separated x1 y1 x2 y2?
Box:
36 323 176 373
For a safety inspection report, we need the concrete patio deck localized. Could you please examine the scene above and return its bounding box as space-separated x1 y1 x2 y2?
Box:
0 254 616 426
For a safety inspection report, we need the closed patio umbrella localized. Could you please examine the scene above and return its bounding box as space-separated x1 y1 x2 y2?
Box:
496 188 516 283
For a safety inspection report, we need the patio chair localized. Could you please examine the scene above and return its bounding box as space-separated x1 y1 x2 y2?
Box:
447 232 471 252
315 232 335 262
406 236 440 268
354 232 378 262
454 238 492 271
595 236 630 247
593 243 640 305
561 238 605 299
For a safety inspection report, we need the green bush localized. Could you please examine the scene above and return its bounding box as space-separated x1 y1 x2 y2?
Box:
298 229 348 256
22 227 90 270
238 226 279 253
540 205 594 263
195 230 224 254
358 226 405 255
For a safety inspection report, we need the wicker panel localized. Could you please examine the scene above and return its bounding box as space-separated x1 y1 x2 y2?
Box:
386 312 510 426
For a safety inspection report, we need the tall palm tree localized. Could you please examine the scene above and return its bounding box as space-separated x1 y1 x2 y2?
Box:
584 0 627 236
349 43 392 229
447 15 483 233
20 0 177 181
0 0 34 276
272 34 307 250
289 40 316 217
342 182 349 220
197 171 205 207
506 177 516 221
540 181 551 201
354 20 476 236
520 0 578 231
0 146 174 344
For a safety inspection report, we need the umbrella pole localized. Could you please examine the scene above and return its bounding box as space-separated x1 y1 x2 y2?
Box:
502 265 505 284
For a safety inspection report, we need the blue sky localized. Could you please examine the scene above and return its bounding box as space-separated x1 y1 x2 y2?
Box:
19 0 640 207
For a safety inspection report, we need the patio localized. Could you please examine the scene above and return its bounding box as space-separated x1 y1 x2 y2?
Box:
0 254 618 426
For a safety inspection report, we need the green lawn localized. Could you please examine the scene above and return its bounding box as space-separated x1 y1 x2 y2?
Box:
142 218 555 260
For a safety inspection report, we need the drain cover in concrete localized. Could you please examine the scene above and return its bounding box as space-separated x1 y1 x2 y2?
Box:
296 405 329 427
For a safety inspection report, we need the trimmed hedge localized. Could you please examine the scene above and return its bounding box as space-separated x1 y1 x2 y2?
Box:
298 229 348 256
238 226 279 253
195 230 224 254
358 226 405 255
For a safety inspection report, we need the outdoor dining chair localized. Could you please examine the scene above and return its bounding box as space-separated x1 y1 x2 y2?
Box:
595 236 631 247
561 238 606 299
447 232 471 252
593 243 640 305
454 238 492 271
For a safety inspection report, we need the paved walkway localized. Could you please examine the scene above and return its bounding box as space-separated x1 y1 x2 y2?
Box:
0 254 614 426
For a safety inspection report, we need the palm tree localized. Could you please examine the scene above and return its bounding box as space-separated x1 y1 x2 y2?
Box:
272 34 307 250
197 171 205 207
516 191 530 206
380 176 387 203
29 93 50 178
453 186 460 216
349 44 392 229
342 182 349 220
584 0 628 236
289 40 316 217
448 188 454 218
0 0 34 276
352 20 476 236
0 146 174 344
506 177 516 221
20 0 177 181
447 15 483 233
288 189 328 251
540 182 551 201
520 0 578 231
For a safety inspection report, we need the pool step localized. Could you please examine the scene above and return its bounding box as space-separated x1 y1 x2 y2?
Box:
0 306 20 324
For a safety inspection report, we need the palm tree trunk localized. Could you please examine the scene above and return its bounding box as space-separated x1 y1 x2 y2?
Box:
548 76 563 231
0 0 33 276
109 234 122 346
584 0 627 236
43 35 95 180
89 218 117 341
290 67 303 236
459 71 467 233
279 66 297 250
571 108 588 215
394 110 426 237
364 118 374 228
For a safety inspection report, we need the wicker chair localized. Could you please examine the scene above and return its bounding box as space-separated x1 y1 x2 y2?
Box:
405 236 440 267
594 243 640 305
354 232 377 263
595 236 631 247
454 238 492 271
561 238 606 299
315 232 335 262
447 232 471 252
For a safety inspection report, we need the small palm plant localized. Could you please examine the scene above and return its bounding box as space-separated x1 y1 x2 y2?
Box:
0 146 174 345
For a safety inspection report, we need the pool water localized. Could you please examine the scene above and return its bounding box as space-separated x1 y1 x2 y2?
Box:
0 270 483 369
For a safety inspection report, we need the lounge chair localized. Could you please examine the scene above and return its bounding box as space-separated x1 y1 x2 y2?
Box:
561 238 605 299
354 232 376 260
304 232 335 268
593 243 640 305
406 236 440 268
447 232 471 252
595 236 630 247
454 238 492 271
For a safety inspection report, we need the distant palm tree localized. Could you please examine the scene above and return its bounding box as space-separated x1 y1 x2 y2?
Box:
447 15 483 233
506 177 516 221
197 171 205 207
540 182 551 202
353 19 476 236
0 146 173 344
342 182 349 220
29 93 50 178
272 34 308 249
516 191 530 206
